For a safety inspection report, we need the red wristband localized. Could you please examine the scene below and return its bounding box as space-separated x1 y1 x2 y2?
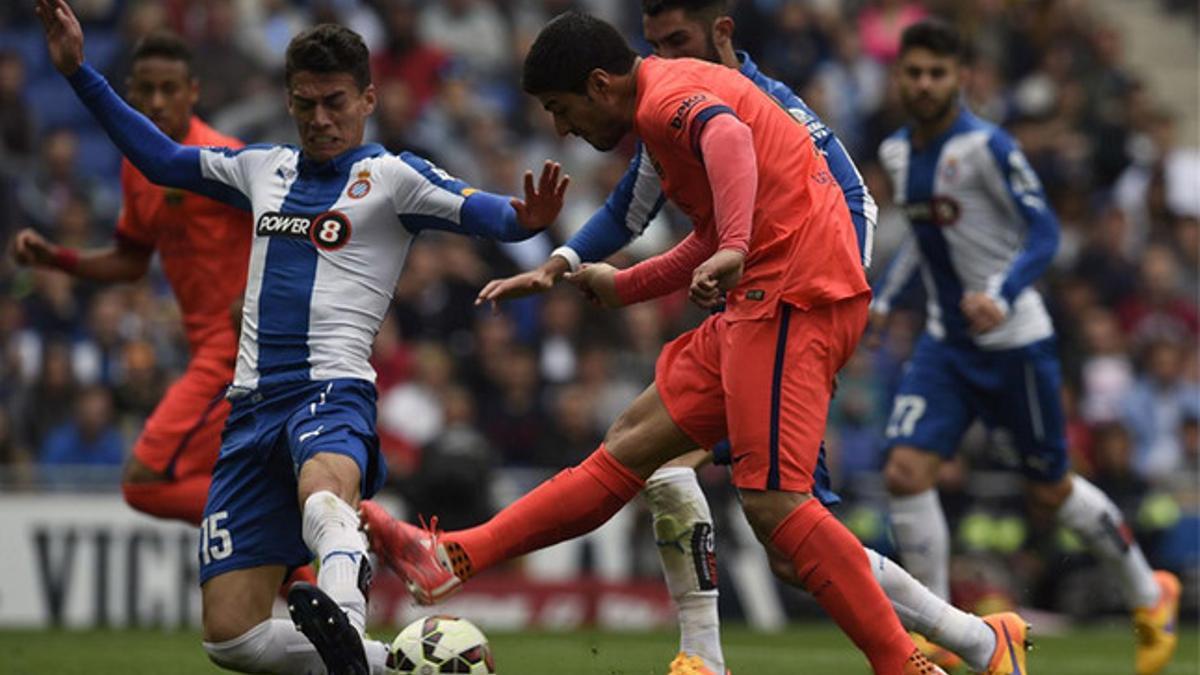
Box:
52 247 79 272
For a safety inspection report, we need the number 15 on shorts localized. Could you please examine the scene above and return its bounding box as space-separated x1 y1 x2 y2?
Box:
201 511 233 565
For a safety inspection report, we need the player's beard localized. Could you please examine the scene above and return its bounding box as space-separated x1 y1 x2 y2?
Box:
904 90 957 125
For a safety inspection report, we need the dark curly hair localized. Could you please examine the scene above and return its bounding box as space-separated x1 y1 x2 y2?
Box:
285 23 371 90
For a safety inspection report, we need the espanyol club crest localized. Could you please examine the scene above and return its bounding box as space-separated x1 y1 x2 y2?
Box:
940 157 959 183
346 170 371 199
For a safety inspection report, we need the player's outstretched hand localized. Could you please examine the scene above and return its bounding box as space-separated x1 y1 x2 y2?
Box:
689 248 744 309
476 265 559 312
9 228 56 267
960 292 1006 334
35 0 84 76
565 263 621 309
510 160 569 233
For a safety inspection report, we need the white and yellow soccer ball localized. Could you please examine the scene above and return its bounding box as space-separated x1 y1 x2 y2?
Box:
388 615 496 675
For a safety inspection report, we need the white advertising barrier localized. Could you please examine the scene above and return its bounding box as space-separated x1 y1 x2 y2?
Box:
0 492 201 628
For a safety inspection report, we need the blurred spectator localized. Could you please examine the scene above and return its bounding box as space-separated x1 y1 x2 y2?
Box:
401 385 496 529
38 385 124 470
0 49 35 169
1122 340 1200 481
73 288 131 387
759 1 831 90
1117 244 1199 348
372 0 451 117
391 236 486 345
22 267 82 337
539 382 602 467
478 345 546 465
1072 206 1140 307
188 0 266 118
417 0 510 80
538 286 583 384
378 341 458 472
0 407 33 484
15 128 118 231
812 27 886 158
857 0 927 63
102 0 168 87
239 0 309 71
1078 308 1135 425
1116 109 1200 247
111 339 168 420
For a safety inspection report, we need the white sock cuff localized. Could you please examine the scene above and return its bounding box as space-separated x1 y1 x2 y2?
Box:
645 468 712 523
1057 474 1120 526
889 488 941 511
202 619 273 670
647 466 699 486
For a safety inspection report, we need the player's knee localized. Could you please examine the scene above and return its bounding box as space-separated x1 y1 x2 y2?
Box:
201 571 279 644
203 610 255 646
739 489 810 543
603 408 640 456
296 452 362 507
882 449 938 496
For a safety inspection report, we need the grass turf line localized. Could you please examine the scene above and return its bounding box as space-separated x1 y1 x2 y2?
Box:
0 624 1195 674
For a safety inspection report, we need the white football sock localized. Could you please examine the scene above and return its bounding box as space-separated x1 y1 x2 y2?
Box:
302 490 370 635
888 489 951 600
202 618 391 674
204 619 326 674
645 467 725 674
865 548 995 672
1056 474 1161 609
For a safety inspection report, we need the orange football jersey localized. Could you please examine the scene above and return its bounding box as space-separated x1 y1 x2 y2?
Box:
633 56 869 318
116 116 250 359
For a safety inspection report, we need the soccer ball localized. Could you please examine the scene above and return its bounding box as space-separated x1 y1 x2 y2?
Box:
388 615 496 674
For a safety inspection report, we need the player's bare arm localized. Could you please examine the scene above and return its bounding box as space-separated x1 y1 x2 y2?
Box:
475 256 569 310
9 227 151 281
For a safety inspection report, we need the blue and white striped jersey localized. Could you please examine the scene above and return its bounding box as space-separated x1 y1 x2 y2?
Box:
560 51 876 270
64 63 539 393
60 61 540 393
198 144 519 391
873 107 1060 349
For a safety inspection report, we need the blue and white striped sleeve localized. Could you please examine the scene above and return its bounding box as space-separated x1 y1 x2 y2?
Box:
983 130 1060 308
557 143 666 270
66 63 249 210
870 232 921 315
392 152 533 242
196 145 281 208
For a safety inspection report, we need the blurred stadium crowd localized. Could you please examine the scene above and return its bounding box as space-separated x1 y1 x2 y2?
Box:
0 0 1197 620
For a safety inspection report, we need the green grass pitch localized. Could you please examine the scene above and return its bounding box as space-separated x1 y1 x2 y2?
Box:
0 624 1196 674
